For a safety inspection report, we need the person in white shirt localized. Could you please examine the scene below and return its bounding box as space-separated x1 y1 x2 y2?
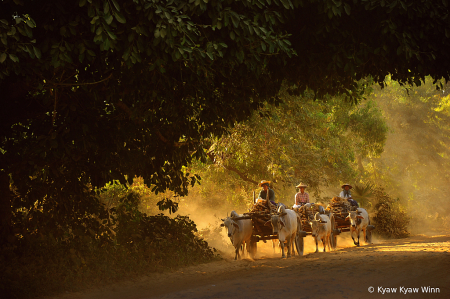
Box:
339 183 359 207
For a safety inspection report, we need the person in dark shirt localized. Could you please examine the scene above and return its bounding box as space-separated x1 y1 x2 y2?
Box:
258 180 276 205
339 183 359 207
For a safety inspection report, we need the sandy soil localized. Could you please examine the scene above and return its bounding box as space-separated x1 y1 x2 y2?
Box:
49 234 450 299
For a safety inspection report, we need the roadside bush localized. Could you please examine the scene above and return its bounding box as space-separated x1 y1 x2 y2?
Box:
372 187 410 238
1 188 217 299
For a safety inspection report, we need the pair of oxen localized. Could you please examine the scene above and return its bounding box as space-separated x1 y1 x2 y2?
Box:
221 205 371 259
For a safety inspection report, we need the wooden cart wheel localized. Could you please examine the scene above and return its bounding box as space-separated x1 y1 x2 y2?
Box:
249 240 257 259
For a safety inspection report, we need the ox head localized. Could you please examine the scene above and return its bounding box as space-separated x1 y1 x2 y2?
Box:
265 214 286 234
309 212 327 237
221 217 240 238
345 210 364 228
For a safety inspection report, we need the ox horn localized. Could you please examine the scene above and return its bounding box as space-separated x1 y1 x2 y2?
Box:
279 212 287 216
314 212 321 221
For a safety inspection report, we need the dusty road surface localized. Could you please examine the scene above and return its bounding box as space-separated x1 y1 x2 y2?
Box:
51 234 450 299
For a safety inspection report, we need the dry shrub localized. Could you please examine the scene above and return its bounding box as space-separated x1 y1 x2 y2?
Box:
372 187 410 238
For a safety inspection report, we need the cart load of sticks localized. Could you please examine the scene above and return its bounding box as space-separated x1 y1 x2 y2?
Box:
326 196 351 214
250 199 278 214
297 203 323 222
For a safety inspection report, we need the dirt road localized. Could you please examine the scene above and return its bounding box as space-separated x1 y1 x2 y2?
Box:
52 234 450 299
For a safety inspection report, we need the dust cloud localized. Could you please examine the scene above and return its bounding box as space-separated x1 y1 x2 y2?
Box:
370 83 450 236
172 193 388 258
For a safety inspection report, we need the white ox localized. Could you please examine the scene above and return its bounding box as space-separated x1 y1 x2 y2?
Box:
310 212 332 253
266 205 299 258
345 208 370 246
221 211 253 260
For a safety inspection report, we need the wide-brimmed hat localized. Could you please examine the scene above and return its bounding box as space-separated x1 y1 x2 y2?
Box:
259 180 271 187
296 183 308 188
341 183 353 189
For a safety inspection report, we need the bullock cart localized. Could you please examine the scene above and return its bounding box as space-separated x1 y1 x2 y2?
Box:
232 200 306 258
295 203 337 250
325 197 375 247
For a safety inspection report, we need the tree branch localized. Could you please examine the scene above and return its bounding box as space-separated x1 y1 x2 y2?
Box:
206 151 258 185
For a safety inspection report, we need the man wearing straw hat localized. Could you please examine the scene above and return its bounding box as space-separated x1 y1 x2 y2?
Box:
339 183 359 207
293 182 309 208
257 180 276 205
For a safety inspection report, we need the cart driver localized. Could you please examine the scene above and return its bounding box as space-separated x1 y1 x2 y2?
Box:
339 183 359 207
293 182 310 208
257 180 276 205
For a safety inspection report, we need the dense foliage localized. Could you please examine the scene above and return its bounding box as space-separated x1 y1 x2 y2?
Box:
281 0 450 97
1 189 215 299
1 0 450 296
1 1 450 237
204 87 388 203
372 187 410 238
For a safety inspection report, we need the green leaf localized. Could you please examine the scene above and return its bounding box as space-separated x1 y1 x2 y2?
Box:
33 46 41 59
206 51 213 60
104 2 110 14
24 24 33 38
0 53 7 63
7 27 16 36
230 31 235 40
26 18 36 28
114 12 126 24
106 30 117 40
111 0 120 11
79 0 86 7
104 14 113 25
344 3 351 15
9 53 19 62
160 28 166 38
280 0 290 9
231 15 239 28
103 38 111 50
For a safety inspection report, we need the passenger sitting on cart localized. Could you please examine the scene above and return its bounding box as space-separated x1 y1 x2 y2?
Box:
258 180 276 205
339 183 359 208
293 182 309 209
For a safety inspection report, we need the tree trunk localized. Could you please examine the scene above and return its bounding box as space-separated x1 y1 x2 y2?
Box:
0 171 13 246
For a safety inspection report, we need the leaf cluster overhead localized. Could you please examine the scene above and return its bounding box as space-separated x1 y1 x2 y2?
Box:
0 0 449 219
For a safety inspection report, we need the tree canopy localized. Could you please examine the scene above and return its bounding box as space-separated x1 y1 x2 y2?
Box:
201 86 387 204
1 0 450 242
